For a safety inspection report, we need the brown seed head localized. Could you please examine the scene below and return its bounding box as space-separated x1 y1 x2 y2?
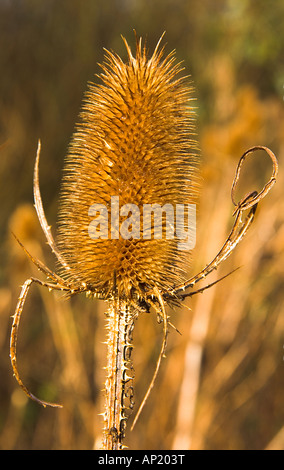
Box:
57 35 199 301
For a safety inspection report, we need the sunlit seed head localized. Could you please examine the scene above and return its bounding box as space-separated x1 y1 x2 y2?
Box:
57 35 199 300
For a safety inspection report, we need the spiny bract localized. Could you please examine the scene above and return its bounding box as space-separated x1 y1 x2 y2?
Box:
57 35 199 300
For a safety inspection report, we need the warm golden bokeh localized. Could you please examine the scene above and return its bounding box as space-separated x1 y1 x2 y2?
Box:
0 0 283 450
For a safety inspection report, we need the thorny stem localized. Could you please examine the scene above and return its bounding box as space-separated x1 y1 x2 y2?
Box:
102 299 136 450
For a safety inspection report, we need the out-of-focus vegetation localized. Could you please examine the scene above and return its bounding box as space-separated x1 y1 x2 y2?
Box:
0 0 283 450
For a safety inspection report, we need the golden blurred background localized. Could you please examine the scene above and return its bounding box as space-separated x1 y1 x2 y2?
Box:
0 0 283 450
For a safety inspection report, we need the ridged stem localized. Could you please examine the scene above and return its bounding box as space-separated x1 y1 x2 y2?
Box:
102 299 135 450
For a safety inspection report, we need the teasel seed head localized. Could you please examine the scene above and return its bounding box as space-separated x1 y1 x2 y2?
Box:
57 34 199 302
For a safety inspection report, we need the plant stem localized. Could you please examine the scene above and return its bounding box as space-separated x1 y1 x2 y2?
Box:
102 299 135 450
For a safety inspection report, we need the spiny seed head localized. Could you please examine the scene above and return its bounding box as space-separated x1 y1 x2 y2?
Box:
57 35 199 301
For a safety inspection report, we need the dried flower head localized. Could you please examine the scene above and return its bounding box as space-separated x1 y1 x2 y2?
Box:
57 35 199 301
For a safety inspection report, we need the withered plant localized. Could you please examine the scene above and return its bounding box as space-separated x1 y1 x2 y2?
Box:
10 35 278 450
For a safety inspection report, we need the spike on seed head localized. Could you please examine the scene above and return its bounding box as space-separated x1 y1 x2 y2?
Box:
57 34 199 301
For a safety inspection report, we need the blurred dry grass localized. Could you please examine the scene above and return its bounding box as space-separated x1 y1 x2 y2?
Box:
0 0 283 450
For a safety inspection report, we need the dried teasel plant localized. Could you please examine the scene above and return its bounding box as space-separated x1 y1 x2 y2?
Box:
10 34 278 450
